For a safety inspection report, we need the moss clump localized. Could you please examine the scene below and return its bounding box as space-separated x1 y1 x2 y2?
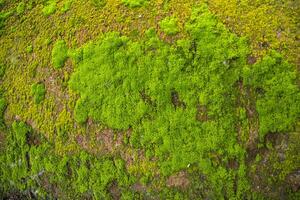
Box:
122 0 148 8
51 40 68 69
243 52 300 138
42 1 57 16
16 2 26 15
26 45 33 53
68 5 299 198
61 0 73 12
159 16 179 35
31 83 46 104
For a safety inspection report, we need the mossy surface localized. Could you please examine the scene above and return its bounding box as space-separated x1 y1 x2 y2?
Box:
0 0 299 199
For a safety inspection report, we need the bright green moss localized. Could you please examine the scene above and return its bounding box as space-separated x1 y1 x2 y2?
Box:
52 40 68 69
243 52 300 138
67 5 300 198
42 1 57 16
0 0 299 198
122 0 148 8
68 5 250 197
31 83 46 104
16 2 25 15
61 0 73 12
159 16 179 35
26 45 33 53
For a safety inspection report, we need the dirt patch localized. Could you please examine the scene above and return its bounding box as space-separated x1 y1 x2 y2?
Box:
140 90 154 106
76 128 130 155
196 104 209 122
120 149 134 169
0 131 5 150
171 90 186 109
247 55 257 65
166 171 190 189
236 80 259 152
109 182 121 200
76 134 89 150
227 158 239 170
286 170 300 192
96 129 124 153
75 28 91 46
131 182 147 193
39 173 61 199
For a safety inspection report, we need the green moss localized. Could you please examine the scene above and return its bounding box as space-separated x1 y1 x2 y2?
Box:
26 45 33 53
0 10 12 35
243 51 300 138
31 83 46 104
52 40 68 69
16 2 26 15
121 0 148 8
42 1 57 16
0 0 299 198
61 0 73 12
159 16 179 35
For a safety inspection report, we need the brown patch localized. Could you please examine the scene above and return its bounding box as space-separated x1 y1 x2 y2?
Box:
171 90 185 109
75 28 91 46
247 55 257 65
140 90 154 106
27 133 41 146
76 128 131 155
286 170 300 192
259 41 270 49
196 104 208 122
39 173 61 199
166 171 190 189
109 182 121 200
96 129 114 152
131 182 147 193
0 131 5 150
244 87 259 151
37 67 68 114
120 149 147 170
227 158 239 170
76 134 89 150
2 190 30 200
120 149 134 169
